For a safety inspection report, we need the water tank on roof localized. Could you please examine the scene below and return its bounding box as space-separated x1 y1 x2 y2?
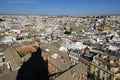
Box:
110 60 114 64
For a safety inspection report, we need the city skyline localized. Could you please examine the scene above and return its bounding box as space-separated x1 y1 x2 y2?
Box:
0 0 120 15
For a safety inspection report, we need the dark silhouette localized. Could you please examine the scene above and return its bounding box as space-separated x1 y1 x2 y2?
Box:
17 47 49 80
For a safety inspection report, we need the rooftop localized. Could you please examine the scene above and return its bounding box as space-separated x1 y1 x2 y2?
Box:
49 53 71 72
4 47 22 71
55 63 88 80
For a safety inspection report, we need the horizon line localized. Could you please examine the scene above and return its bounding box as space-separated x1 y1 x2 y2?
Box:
0 13 120 16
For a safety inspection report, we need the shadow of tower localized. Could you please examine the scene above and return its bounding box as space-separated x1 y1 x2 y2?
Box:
16 47 49 80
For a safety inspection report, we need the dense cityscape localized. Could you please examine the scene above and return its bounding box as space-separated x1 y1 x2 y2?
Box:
0 15 120 80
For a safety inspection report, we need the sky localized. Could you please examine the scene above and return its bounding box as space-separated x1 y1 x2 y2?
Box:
0 0 120 15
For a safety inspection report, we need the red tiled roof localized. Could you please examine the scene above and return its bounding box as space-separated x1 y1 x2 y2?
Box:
16 46 36 53
32 45 39 50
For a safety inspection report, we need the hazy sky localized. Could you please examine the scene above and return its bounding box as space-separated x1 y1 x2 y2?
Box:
0 0 120 15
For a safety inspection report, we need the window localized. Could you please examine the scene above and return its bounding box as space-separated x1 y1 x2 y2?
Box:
103 71 105 74
102 77 105 80
93 71 95 75
116 78 120 80
94 66 95 69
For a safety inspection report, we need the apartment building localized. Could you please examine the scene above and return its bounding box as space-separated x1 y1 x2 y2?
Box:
90 54 120 80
